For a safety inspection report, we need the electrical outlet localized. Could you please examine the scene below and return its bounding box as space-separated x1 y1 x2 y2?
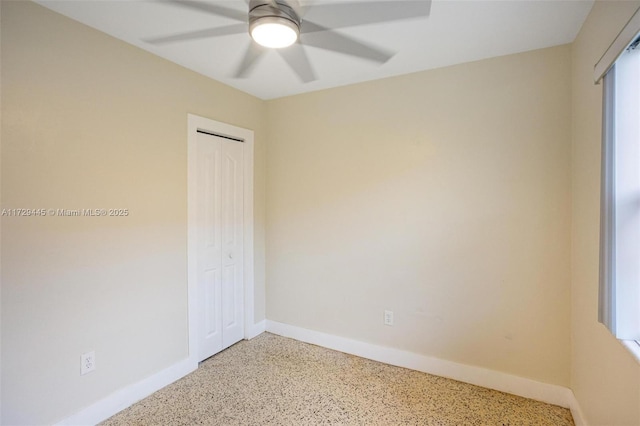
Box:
81 351 96 375
384 310 394 326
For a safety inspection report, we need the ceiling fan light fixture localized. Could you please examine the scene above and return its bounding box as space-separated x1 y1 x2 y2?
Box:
250 17 299 49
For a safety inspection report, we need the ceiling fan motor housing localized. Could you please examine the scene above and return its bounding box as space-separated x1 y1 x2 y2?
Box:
248 1 301 33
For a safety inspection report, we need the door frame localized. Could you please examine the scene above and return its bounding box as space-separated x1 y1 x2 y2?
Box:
187 113 255 365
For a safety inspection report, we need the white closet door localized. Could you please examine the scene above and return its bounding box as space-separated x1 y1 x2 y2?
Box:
196 132 244 361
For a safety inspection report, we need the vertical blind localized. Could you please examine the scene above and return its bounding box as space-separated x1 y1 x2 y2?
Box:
599 68 616 332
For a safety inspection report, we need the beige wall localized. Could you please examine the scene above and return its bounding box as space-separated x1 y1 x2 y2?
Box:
571 2 640 425
0 2 266 424
266 45 572 386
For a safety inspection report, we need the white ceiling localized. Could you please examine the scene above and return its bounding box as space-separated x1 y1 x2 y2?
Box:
36 0 594 100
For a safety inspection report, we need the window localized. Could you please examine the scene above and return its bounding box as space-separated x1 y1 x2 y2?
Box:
598 33 640 345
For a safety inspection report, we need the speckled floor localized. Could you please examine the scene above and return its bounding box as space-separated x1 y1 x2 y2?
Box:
101 333 574 426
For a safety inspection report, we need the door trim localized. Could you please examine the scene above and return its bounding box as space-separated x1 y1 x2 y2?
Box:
187 113 254 365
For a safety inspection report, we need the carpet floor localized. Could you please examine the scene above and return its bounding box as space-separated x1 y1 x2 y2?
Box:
101 333 574 425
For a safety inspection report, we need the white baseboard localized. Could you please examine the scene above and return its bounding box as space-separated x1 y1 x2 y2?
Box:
568 396 588 426
246 319 266 340
53 320 587 426
55 357 197 426
266 320 586 422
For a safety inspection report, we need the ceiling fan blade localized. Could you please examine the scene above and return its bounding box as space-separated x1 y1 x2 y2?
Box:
143 24 247 45
234 43 266 78
162 0 246 22
301 1 431 31
301 22 393 64
277 44 316 83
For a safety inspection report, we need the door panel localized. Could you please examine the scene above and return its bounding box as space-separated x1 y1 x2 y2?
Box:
197 134 223 360
221 140 244 348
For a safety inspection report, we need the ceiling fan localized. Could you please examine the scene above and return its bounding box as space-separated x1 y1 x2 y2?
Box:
145 0 431 83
